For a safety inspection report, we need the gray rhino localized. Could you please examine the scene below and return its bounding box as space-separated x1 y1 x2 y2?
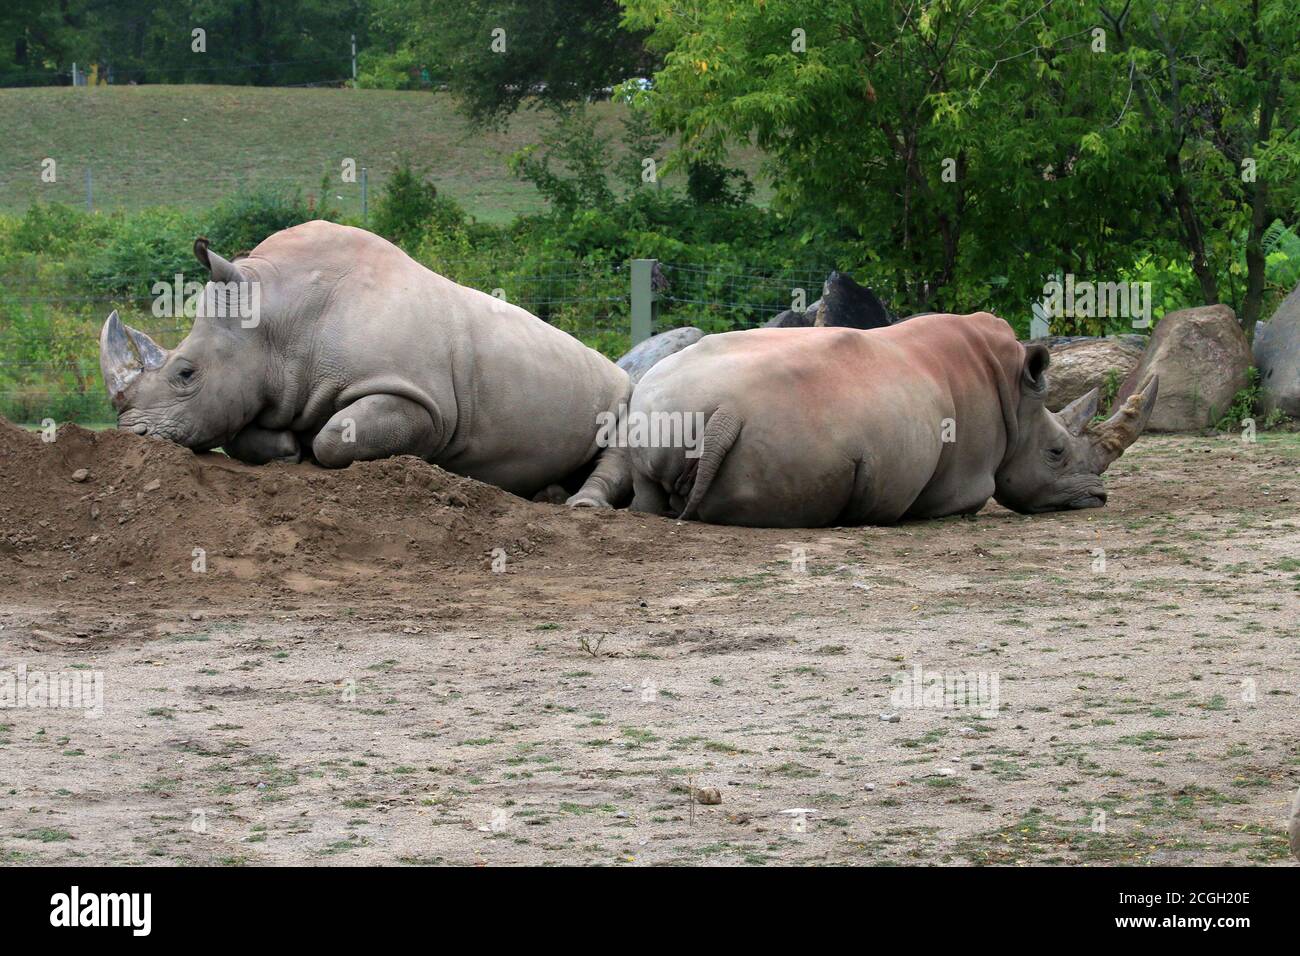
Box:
98 221 631 508
626 312 1158 527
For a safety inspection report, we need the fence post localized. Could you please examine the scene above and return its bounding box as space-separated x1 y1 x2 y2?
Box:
351 34 358 87
360 166 368 223
630 258 657 346
84 167 93 212
1029 302 1050 340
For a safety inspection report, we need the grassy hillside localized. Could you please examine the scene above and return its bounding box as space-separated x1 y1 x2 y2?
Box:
0 85 763 223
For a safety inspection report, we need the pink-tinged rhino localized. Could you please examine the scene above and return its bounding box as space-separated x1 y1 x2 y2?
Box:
626 312 1158 527
99 221 631 507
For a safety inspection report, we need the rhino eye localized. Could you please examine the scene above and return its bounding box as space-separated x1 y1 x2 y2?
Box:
1047 446 1065 460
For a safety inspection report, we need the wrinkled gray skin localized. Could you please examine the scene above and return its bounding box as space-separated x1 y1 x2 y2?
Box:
99 221 632 507
617 327 704 384
627 312 1158 527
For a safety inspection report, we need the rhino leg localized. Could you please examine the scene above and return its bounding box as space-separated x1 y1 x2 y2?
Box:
566 444 631 509
223 424 302 465
311 394 442 468
566 382 634 509
630 473 673 516
532 484 570 504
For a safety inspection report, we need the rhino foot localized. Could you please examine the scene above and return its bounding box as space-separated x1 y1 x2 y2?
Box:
531 484 570 505
565 491 612 509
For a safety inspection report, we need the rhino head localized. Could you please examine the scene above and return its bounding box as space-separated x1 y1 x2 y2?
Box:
994 343 1158 513
99 239 267 451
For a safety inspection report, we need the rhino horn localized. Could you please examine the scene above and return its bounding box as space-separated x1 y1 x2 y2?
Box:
1057 387 1100 435
1087 375 1159 470
194 236 245 283
99 310 167 407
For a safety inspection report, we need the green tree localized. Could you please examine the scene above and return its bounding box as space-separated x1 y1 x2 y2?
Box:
1 0 367 87
1099 0 1300 339
622 0 1150 315
370 0 657 123
622 0 1300 330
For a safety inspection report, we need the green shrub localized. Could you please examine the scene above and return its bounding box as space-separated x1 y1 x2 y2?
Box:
78 187 326 297
4 202 98 259
202 185 330 256
509 107 617 217
83 207 198 296
685 159 754 208
372 161 466 250
1216 367 1292 432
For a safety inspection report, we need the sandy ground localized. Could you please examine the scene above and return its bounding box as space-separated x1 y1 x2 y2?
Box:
1 426 1297 866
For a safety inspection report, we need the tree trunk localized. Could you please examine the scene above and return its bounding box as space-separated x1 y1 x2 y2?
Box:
1166 152 1218 304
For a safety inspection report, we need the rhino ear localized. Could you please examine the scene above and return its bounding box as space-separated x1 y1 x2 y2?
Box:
1057 387 1100 435
194 236 245 283
1021 343 1050 395
99 310 167 407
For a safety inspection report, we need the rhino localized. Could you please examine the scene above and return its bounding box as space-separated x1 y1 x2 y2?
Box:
98 220 631 508
626 312 1158 527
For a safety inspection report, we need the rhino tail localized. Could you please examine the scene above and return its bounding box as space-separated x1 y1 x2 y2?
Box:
678 408 743 521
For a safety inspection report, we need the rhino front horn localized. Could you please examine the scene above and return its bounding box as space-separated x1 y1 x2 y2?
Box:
99 310 167 408
1087 375 1159 470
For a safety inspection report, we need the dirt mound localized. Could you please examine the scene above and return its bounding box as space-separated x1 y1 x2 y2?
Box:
0 417 584 605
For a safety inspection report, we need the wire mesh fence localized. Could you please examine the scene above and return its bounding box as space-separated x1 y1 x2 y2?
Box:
0 258 833 424
655 262 831 333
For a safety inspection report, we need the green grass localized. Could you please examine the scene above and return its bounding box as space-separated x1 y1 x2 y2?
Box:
0 85 764 224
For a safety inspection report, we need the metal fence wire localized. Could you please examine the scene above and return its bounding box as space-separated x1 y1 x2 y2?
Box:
655 262 831 333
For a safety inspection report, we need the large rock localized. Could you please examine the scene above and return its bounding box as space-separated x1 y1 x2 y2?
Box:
813 272 895 329
1038 336 1146 412
1253 281 1300 417
765 270 895 329
1115 304 1251 431
766 300 821 328
617 326 704 384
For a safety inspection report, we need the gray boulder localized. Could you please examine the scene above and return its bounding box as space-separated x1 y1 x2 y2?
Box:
1038 336 1146 412
1115 304 1251 431
766 271 895 329
1253 281 1300 417
767 299 822 328
814 272 895 329
617 326 704 384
